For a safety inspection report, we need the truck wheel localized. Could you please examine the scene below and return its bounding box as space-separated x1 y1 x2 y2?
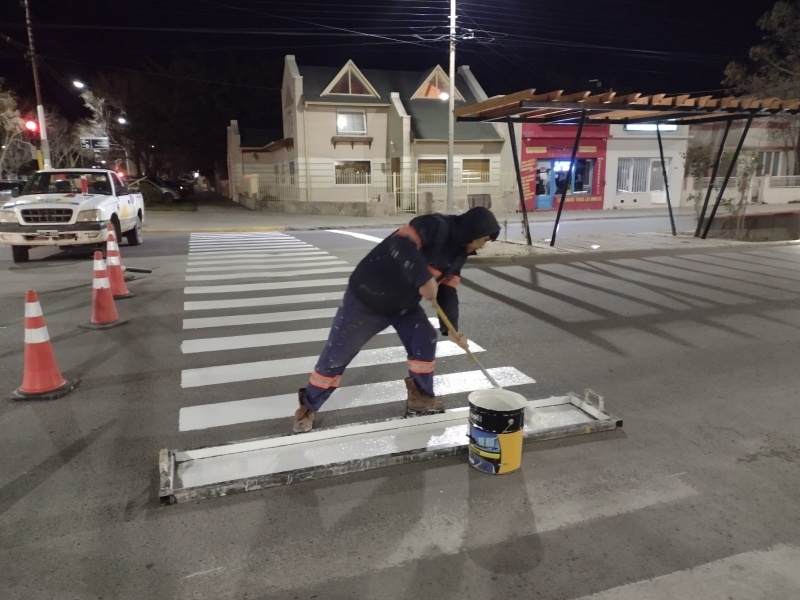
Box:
111 217 122 244
11 246 30 263
126 216 143 246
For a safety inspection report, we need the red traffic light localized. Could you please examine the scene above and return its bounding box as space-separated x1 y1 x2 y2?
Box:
24 120 38 133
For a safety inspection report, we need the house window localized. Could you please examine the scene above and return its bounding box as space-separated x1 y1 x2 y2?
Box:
335 160 371 185
462 159 490 183
418 159 447 184
616 158 670 192
757 151 781 176
412 67 465 101
552 158 594 195
336 111 366 136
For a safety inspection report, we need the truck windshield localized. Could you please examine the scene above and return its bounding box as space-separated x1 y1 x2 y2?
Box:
22 172 113 195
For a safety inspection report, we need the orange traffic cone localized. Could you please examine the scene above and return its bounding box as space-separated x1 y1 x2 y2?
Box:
12 290 79 400
79 251 130 330
106 223 135 282
105 225 134 299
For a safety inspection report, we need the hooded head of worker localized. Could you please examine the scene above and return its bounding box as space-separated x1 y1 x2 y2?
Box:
452 206 501 253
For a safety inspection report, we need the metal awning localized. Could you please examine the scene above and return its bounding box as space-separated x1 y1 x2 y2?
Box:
455 89 800 245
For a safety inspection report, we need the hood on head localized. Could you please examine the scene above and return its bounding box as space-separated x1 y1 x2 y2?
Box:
452 206 501 245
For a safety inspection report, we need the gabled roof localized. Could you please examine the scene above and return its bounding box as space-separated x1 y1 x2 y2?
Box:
320 60 381 98
411 65 465 102
297 62 501 141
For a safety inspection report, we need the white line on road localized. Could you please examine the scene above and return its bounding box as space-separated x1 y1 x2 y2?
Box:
184 291 345 311
179 367 536 430
190 233 289 238
181 340 484 387
186 259 345 273
189 243 311 250
328 229 385 243
186 252 330 266
183 307 340 330
185 266 353 281
184 278 349 295
187 248 322 258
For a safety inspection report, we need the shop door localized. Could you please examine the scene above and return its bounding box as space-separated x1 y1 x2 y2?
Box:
535 160 554 209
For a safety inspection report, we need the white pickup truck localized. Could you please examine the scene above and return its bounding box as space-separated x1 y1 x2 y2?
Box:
0 168 145 263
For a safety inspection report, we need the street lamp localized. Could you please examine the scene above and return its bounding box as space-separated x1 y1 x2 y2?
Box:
117 117 127 125
73 80 85 89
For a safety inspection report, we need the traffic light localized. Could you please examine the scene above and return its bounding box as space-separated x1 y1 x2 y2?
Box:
24 120 38 133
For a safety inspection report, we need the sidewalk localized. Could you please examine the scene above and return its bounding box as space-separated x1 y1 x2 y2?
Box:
142 192 800 257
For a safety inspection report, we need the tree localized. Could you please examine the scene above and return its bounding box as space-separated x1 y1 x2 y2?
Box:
724 0 800 175
47 110 88 168
0 79 33 177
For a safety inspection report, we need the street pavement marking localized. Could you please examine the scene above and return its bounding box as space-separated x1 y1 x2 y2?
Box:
185 266 353 281
183 307 340 330
181 340 484 388
179 367 536 431
574 545 800 600
190 233 290 239
187 248 323 258
186 252 331 266
328 229 385 243
189 243 311 250
181 317 439 352
184 291 345 311
184 278 349 295
186 259 345 273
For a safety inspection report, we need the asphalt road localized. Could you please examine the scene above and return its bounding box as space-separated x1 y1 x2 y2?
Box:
1 229 799 599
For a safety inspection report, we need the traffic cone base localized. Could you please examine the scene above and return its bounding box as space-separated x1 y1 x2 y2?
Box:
11 290 79 401
78 318 130 330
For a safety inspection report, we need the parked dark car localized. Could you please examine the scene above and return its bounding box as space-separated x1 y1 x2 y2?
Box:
130 176 188 203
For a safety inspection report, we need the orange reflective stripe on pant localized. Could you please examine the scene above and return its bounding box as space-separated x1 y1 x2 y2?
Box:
408 359 436 374
395 224 422 249
308 370 342 389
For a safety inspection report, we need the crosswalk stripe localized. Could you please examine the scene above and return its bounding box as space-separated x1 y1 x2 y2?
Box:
189 243 311 250
185 266 353 281
184 278 349 295
186 252 331 266
179 367 536 431
181 317 439 352
190 234 289 239
187 248 318 258
184 291 345 311
181 340 484 388
186 259 345 273
183 307 339 330
328 229 385 243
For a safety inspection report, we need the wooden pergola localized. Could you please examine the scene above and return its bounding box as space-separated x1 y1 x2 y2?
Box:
454 89 800 246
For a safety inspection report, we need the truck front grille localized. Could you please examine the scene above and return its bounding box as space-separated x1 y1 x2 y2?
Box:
20 208 74 224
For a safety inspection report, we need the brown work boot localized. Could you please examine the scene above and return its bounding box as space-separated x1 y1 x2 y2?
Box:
405 377 445 415
293 388 316 433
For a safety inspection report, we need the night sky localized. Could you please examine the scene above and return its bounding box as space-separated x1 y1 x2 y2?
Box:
0 0 780 126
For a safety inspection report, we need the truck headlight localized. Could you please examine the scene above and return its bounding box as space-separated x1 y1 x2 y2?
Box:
0 210 17 223
77 209 104 222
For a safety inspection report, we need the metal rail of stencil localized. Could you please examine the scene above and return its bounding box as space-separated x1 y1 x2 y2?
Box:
158 391 622 505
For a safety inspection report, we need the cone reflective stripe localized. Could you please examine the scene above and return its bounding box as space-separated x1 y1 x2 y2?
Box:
105 224 133 298
79 251 129 330
13 290 78 400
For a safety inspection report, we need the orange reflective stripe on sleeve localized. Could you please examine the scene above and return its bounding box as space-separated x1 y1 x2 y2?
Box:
394 224 422 249
441 274 460 289
408 359 436 374
427 266 442 278
308 370 342 389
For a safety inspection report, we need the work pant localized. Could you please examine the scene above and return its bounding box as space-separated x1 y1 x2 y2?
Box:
301 288 437 412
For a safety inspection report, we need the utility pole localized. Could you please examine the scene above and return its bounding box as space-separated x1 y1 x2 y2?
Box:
445 0 456 213
23 0 51 169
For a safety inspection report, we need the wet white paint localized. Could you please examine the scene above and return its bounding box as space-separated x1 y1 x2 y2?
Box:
185 259 345 273
183 291 345 311
185 252 330 266
189 243 311 251
328 229 385 243
181 340 485 388
181 317 439 350
187 248 321 258
183 278 349 295
185 266 353 281
183 307 340 330
179 367 536 431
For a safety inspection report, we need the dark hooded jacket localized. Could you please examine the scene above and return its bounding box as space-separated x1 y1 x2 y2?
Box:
348 207 501 332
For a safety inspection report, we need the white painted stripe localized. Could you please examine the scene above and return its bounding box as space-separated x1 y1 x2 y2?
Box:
181 340 484 388
93 277 110 289
189 244 312 252
179 367 536 431
93 259 105 271
184 291 345 311
182 317 440 350
107 256 121 266
185 266 353 281
25 326 50 344
189 238 302 244
574 545 800 600
24 302 43 318
186 252 331 266
187 248 317 258
190 233 289 239
183 307 339 330
328 229 385 243
185 259 345 273
184 278 349 295
189 240 308 247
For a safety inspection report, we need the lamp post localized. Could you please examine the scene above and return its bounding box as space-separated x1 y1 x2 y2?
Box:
445 0 456 213
23 0 51 169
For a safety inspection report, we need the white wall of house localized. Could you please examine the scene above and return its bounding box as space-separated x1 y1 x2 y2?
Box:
605 125 689 209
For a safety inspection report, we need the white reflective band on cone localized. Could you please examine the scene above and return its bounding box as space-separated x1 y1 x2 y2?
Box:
25 302 43 318
107 256 120 266
93 277 110 289
25 326 50 344
93 260 105 271
107 241 118 251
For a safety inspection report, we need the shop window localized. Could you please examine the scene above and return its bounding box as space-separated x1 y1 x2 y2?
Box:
335 161 371 185
418 159 447 184
552 158 594 195
462 159 490 183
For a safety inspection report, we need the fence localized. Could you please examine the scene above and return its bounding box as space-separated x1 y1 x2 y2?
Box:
683 175 800 206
